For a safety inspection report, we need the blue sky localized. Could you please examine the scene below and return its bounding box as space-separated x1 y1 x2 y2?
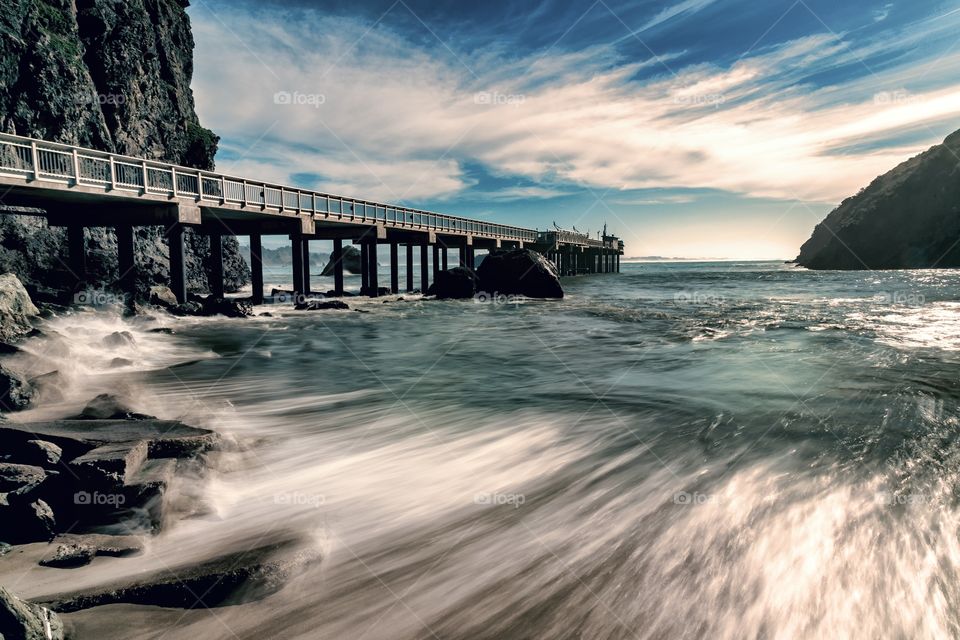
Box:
187 0 960 258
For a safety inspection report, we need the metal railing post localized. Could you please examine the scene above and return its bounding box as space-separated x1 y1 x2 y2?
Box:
141 161 148 193
72 149 81 185
108 155 116 190
30 141 40 180
171 166 178 197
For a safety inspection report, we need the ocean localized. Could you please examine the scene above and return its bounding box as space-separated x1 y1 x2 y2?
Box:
7 260 960 639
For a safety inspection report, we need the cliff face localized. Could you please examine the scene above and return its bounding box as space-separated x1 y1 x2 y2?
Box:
0 0 247 297
796 128 960 270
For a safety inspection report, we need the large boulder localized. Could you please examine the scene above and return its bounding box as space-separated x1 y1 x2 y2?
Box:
428 267 479 299
0 364 34 412
0 273 39 342
477 249 563 299
0 587 64 640
199 296 253 318
321 245 363 275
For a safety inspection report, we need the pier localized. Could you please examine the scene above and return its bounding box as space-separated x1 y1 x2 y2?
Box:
0 133 623 301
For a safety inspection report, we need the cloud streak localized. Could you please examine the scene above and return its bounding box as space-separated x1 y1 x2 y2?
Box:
190 1 960 208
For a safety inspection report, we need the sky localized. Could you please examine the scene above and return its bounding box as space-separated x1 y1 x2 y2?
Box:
187 0 960 259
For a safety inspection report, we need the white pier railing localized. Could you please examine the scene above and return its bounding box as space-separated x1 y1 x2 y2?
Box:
0 133 539 243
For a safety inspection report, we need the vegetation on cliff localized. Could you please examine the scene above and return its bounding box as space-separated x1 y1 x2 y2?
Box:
0 0 248 297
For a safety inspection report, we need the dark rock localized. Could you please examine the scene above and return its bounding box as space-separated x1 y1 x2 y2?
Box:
0 542 11 557
40 537 322 612
199 297 253 318
797 128 960 269
0 342 21 354
102 331 135 348
170 301 203 316
73 394 154 421
0 364 33 411
321 245 363 275
0 274 40 343
149 327 175 334
295 300 349 311
427 267 479 299
0 497 56 544
0 586 64 640
149 286 178 308
0 463 46 492
39 534 143 569
20 441 63 468
110 357 134 368
476 248 563 298
27 370 65 404
0 420 219 463
39 543 96 569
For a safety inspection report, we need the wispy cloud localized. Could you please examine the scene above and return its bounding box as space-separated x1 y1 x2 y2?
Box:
190 2 960 208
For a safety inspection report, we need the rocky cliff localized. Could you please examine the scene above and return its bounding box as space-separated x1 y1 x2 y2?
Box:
0 0 248 297
796 128 960 270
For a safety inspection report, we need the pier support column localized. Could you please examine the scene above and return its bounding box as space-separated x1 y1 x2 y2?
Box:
167 224 187 303
332 238 345 296
209 234 225 298
406 244 414 292
441 245 448 271
360 242 369 293
67 225 86 291
420 243 429 293
249 233 264 304
616 254 620 273
302 238 311 295
116 224 136 302
432 244 441 282
291 234 306 302
390 241 399 294
465 245 475 271
366 240 379 297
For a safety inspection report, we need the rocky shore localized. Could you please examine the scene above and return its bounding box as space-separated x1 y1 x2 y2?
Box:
0 274 323 639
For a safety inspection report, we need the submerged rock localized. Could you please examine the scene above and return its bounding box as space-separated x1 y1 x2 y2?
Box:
321 245 363 275
0 586 64 640
102 331 136 348
428 267 479 299
39 534 144 569
295 300 350 311
0 274 39 343
73 394 154 421
0 364 33 412
41 537 322 612
477 248 563 298
199 296 253 318
27 370 65 405
21 440 63 468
